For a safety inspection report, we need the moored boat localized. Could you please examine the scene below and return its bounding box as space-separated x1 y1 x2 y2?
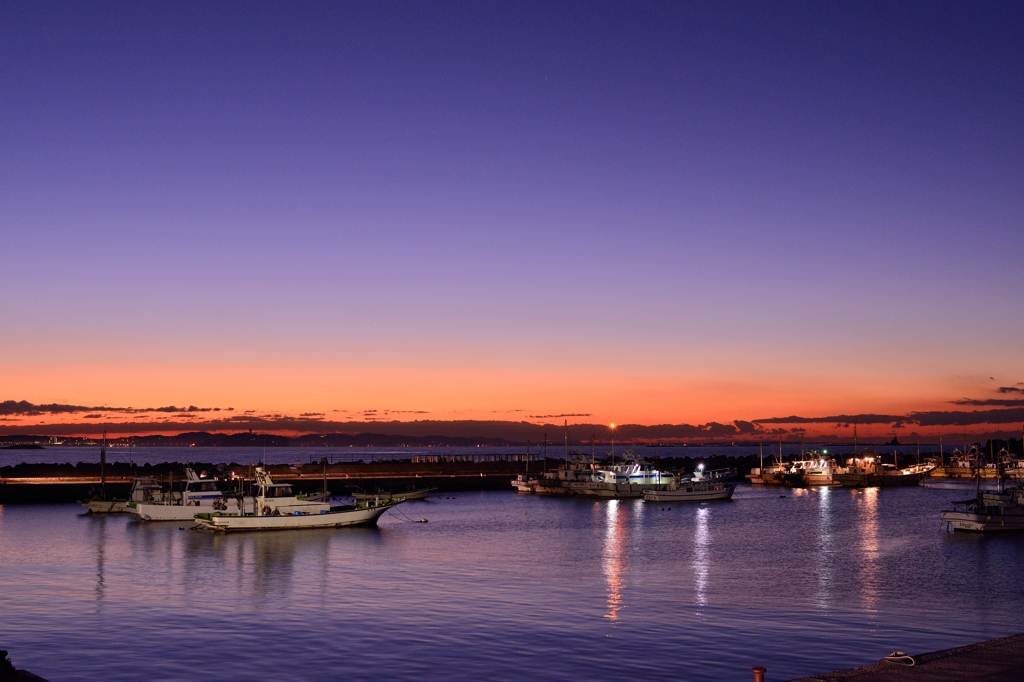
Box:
194 467 401 532
942 486 1024 532
135 468 253 521
833 450 935 487
643 466 736 502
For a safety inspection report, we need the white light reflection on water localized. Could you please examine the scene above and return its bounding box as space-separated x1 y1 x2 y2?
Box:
693 506 710 607
855 487 880 611
815 486 833 610
603 499 626 622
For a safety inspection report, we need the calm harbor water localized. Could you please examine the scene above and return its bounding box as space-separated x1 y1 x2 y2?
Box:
2 485 1023 681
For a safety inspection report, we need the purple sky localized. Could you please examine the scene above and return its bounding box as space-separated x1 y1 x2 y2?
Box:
2 2 1022 425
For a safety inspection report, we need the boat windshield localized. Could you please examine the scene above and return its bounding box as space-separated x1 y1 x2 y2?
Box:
264 485 294 497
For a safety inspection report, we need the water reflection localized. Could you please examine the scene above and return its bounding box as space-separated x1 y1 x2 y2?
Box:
94 517 107 613
815 486 833 609
603 500 626 622
854 488 880 610
693 507 709 607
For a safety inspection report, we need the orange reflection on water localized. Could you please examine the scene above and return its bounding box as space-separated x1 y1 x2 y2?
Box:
602 500 627 622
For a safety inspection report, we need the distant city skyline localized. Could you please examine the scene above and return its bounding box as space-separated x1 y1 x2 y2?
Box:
2 3 1021 434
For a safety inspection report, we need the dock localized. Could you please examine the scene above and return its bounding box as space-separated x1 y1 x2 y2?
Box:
789 632 1024 681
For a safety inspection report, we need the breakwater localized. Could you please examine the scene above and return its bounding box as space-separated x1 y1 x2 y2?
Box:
0 459 541 503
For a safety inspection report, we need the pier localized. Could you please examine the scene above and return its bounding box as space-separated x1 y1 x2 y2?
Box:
789 632 1024 681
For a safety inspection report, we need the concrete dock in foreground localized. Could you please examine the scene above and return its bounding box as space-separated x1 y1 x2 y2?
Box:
789 632 1024 681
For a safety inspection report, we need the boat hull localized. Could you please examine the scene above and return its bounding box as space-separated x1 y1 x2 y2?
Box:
576 482 669 498
195 502 399 532
833 472 925 487
135 497 253 521
80 499 129 514
643 485 735 502
941 510 1024 532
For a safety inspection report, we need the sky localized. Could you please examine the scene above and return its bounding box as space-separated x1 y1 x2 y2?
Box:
2 2 1023 437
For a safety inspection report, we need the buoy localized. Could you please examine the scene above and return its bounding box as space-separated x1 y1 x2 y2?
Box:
419 518 428 523
178 526 184 530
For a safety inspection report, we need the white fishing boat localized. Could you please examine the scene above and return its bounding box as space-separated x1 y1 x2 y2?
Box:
643 466 737 502
135 468 253 521
512 473 533 493
574 451 671 498
519 452 594 495
83 476 166 514
194 467 401 532
942 485 1024 532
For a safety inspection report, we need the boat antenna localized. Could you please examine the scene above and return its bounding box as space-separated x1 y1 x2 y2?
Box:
591 433 595 471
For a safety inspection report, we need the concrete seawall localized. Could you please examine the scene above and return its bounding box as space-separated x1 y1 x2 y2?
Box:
0 460 538 503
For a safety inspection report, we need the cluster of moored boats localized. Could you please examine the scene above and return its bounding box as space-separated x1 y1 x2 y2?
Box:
746 449 935 488
512 450 737 502
80 466 408 531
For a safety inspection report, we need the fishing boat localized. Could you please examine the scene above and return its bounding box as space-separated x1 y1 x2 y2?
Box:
351 486 436 502
194 467 401 532
573 451 671 498
134 468 253 521
779 454 839 486
833 450 935 487
942 485 1024 532
643 465 736 502
520 451 594 495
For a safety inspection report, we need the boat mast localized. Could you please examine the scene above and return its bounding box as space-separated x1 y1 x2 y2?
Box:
759 439 763 473
100 430 107 501
853 423 857 456
939 435 943 467
564 420 568 465
610 423 616 466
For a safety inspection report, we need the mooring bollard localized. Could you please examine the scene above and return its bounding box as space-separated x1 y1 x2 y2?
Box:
751 666 766 682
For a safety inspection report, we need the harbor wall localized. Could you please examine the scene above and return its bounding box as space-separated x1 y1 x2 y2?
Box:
0 460 538 503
